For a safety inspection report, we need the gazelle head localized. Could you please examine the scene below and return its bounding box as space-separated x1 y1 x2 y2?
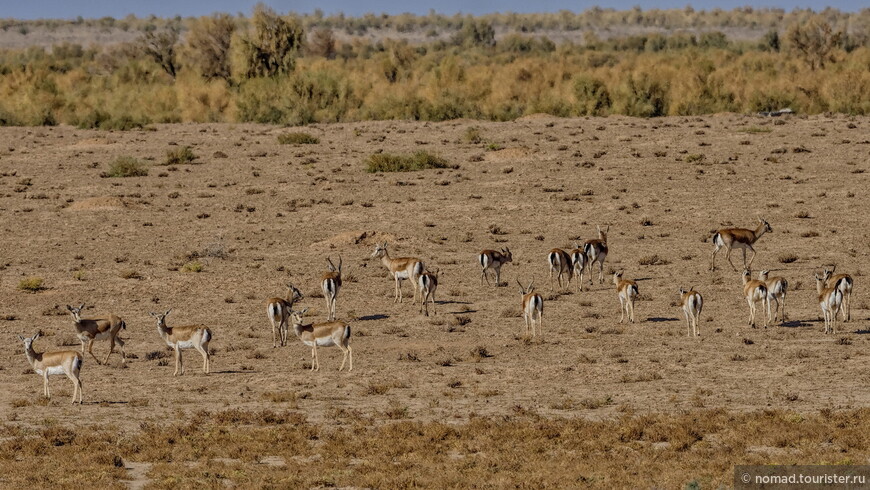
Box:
286 282 303 302
371 242 388 259
759 270 770 280
678 286 694 295
66 304 86 322
516 279 534 295
326 256 343 274
501 248 512 263
821 266 835 282
759 218 772 233
742 269 752 281
428 267 441 279
597 225 610 241
613 270 624 284
18 332 40 351
148 309 173 328
290 307 310 325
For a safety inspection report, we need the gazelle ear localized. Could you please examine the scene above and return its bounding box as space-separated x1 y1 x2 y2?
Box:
527 281 534 292
516 279 524 294
337 255 342 271
300 307 309 315
164 308 173 316
32 332 40 341
66 305 74 311
17 335 25 341
79 303 86 310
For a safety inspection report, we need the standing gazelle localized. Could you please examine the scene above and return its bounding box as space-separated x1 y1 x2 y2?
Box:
66 304 126 365
518 280 543 337
547 248 573 289
479 248 512 286
742 269 770 328
149 309 212 376
19 332 83 404
372 242 424 303
265 283 303 347
321 256 343 321
823 267 853 322
759 270 788 324
678 287 703 337
570 243 588 292
613 271 639 323
815 272 844 334
290 308 353 371
710 218 772 271
419 268 439 316
584 225 609 285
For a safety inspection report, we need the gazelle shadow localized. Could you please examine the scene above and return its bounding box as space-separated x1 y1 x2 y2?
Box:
358 314 389 321
647 317 678 322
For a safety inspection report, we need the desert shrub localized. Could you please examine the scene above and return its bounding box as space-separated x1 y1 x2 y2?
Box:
618 73 668 117
163 146 197 165
278 132 319 144
365 151 449 172
574 76 612 116
73 110 146 130
18 277 44 292
238 5 304 78
184 14 235 81
102 156 148 177
182 260 204 272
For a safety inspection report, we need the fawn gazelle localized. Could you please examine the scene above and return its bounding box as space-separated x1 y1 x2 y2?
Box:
570 243 588 292
479 248 512 286
584 225 609 285
517 280 543 337
290 307 353 371
149 309 212 376
815 272 843 334
742 269 770 328
678 287 703 337
419 268 439 316
265 283 303 347
613 271 638 323
321 256 343 321
66 304 126 365
372 242 424 303
547 248 573 289
710 218 772 271
19 332 83 404
759 270 788 324
823 267 853 322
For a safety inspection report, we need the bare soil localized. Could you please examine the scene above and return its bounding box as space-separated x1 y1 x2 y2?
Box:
0 115 868 477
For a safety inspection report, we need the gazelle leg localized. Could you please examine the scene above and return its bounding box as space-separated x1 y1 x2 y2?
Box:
103 337 115 365
746 246 757 269
87 340 101 365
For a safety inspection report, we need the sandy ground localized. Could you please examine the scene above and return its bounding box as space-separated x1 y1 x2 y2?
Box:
0 114 868 431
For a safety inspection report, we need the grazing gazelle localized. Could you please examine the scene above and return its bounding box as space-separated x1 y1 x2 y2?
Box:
815 272 844 334
570 243 588 292
290 307 353 371
265 283 303 347
372 242 424 303
66 304 126 365
678 287 703 337
613 271 639 323
710 218 772 271
321 256 343 321
759 270 788 324
149 309 212 376
18 332 83 404
823 267 853 322
517 280 543 337
419 268 439 316
478 248 512 286
584 225 609 285
742 269 770 328
547 248 573 289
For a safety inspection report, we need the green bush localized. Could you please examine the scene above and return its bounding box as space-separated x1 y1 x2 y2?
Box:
365 151 450 173
18 277 44 292
102 156 148 177
574 76 612 116
277 132 319 144
182 260 204 272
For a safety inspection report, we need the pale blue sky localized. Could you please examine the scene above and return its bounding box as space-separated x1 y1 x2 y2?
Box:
2 0 863 20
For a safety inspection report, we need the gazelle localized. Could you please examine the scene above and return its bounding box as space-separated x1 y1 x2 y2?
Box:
419 268 439 316
149 309 212 376
66 304 126 365
678 287 703 337
742 269 770 328
265 283 303 347
517 280 543 337
815 272 844 334
584 225 609 284
321 256 342 321
613 271 638 323
479 248 512 286
290 307 353 371
547 248 573 289
371 242 424 303
570 243 588 292
18 332 83 404
823 267 853 322
710 218 772 271
759 270 788 324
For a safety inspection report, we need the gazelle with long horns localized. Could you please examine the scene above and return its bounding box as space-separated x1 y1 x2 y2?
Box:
149 309 212 376
678 287 703 337
518 280 544 337
265 283 303 347
823 266 853 322
372 242 424 303
584 225 609 285
18 332 83 404
478 248 512 286
321 256 343 321
710 218 772 271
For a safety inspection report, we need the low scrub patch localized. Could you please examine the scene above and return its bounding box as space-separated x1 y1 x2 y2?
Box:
278 132 319 144
365 151 450 172
101 156 148 178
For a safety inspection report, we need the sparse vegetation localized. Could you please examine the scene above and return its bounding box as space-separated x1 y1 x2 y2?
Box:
101 156 148 178
163 146 197 165
17 277 44 292
278 132 319 144
365 151 450 172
